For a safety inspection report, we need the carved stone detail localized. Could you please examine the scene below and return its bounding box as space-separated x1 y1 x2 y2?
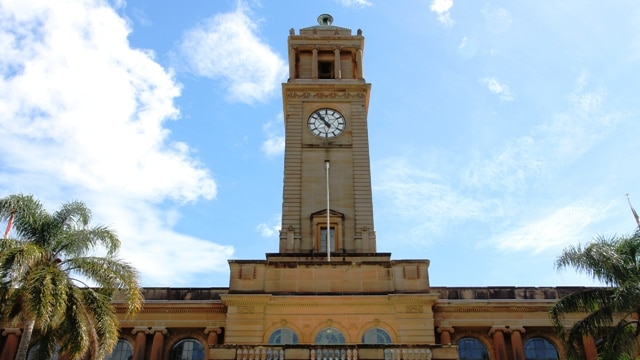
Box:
286 91 366 99
237 306 254 314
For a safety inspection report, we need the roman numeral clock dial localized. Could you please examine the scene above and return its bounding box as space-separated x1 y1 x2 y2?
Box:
307 108 346 138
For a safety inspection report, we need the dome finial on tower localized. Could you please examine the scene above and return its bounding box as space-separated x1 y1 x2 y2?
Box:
317 14 334 26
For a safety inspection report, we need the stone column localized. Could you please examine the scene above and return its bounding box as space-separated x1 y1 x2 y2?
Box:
132 327 149 360
333 48 341 79
509 327 525 360
356 49 364 79
0 328 21 360
288 47 296 80
149 327 167 360
311 48 318 79
582 336 598 360
437 326 454 345
489 326 509 360
205 327 222 346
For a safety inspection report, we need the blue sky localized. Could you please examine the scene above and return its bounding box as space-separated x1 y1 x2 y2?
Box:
1 0 639 287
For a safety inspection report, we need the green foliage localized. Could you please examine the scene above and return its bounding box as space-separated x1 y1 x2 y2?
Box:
0 194 143 360
551 230 640 359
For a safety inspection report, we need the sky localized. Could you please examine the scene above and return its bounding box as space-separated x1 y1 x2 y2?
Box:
1 0 639 287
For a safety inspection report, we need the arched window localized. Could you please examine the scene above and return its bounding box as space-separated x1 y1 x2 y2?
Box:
268 328 299 345
315 327 346 344
170 339 205 360
457 337 489 360
524 337 559 360
362 328 391 344
105 339 133 360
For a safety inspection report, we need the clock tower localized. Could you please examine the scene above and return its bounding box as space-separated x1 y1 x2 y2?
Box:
227 14 432 296
279 14 376 255
223 14 438 348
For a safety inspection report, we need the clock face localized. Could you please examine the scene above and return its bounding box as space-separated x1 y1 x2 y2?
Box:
307 108 346 138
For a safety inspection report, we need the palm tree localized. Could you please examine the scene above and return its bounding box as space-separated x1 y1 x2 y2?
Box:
0 194 143 360
550 230 640 359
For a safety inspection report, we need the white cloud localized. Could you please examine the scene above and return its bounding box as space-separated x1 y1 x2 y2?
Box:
465 136 543 193
374 158 495 233
262 113 285 157
257 214 281 238
481 4 512 34
376 73 623 256
0 0 230 286
467 75 616 193
430 0 455 27
480 77 515 101
488 204 605 253
179 2 288 104
338 0 372 7
457 36 479 60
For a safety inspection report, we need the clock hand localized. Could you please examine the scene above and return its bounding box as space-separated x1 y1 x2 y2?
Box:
315 112 331 128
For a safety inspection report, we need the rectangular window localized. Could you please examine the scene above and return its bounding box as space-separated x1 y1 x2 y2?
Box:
319 226 336 252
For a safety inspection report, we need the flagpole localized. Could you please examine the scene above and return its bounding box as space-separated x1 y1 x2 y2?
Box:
626 194 640 230
326 160 331 262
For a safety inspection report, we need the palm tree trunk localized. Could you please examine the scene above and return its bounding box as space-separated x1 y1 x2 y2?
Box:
3 212 13 238
14 318 34 360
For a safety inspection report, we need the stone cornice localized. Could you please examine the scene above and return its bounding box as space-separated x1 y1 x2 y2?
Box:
220 293 440 309
115 305 226 314
282 82 370 99
434 305 552 313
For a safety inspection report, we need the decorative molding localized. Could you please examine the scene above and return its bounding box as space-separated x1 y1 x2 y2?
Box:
237 306 255 314
204 326 222 335
149 326 167 335
240 265 256 280
270 302 396 308
489 326 508 336
406 305 423 313
435 305 551 313
437 326 455 334
286 91 366 99
132 326 150 335
403 265 419 280
117 306 226 314
2 328 21 336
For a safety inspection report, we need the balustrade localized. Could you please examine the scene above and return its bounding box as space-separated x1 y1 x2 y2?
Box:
231 346 434 360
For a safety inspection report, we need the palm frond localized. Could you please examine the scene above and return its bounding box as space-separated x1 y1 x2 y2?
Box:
53 200 92 230
56 287 92 360
66 256 142 316
551 288 614 320
552 230 640 358
0 194 142 360
25 263 70 329
81 288 119 358
598 319 637 359
55 225 120 258
0 194 45 226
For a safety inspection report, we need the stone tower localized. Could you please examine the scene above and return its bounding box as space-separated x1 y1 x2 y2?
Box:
279 14 375 255
223 16 438 349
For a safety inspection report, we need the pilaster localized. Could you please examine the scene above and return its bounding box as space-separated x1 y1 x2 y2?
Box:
509 327 525 360
489 326 508 360
149 327 167 360
437 326 454 346
132 327 150 360
0 328 21 360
